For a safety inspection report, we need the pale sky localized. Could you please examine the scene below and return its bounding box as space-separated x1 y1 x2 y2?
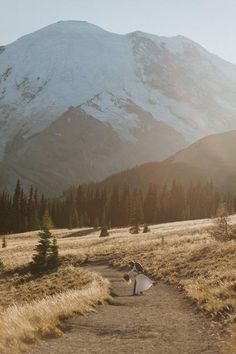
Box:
1 0 236 64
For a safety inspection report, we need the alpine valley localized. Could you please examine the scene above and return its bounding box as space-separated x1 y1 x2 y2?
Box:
1 21 236 194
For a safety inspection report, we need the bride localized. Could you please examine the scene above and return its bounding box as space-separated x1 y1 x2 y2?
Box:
123 261 156 295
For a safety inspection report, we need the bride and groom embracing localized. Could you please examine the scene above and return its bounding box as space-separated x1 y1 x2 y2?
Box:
123 261 156 296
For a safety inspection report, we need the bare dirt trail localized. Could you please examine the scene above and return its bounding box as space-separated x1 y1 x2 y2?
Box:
31 265 222 354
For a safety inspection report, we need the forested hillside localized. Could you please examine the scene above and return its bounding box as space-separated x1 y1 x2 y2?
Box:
1 179 234 234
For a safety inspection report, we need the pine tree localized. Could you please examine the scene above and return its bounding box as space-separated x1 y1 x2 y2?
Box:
210 203 236 242
120 186 131 226
20 189 28 232
93 217 99 229
129 189 143 230
143 224 150 233
0 258 4 272
71 208 79 228
39 194 47 221
108 186 120 227
31 227 52 272
31 211 41 231
12 179 21 233
2 236 6 248
143 184 158 223
99 226 109 237
27 185 34 230
129 224 140 234
68 208 79 229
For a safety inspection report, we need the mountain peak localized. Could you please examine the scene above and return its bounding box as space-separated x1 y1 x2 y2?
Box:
11 20 106 46
45 20 106 32
1 21 236 192
31 20 107 39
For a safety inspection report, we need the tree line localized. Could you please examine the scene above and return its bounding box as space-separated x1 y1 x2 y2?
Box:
0 180 51 234
59 181 231 229
0 179 235 234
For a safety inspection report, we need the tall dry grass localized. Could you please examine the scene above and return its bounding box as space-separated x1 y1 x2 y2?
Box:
0 265 101 310
0 272 110 354
1 216 236 352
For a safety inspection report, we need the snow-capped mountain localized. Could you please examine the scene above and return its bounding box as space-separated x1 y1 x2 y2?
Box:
0 21 236 193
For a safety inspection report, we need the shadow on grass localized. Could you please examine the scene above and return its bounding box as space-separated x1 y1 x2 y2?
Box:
62 228 98 238
1 261 60 283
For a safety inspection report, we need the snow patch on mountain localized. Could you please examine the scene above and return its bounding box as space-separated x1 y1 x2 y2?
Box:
81 92 141 141
0 20 236 161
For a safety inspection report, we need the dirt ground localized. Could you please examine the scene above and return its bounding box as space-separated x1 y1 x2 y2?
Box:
30 264 223 354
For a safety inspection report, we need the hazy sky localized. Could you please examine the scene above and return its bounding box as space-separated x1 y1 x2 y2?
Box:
1 0 236 64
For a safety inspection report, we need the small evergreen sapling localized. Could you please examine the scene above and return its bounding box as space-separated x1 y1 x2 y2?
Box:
2 236 6 248
210 203 236 242
0 258 4 272
129 224 140 234
31 227 52 272
31 226 59 273
143 224 150 233
100 226 109 237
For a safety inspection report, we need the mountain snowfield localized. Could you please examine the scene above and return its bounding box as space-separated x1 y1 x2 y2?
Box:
0 20 236 193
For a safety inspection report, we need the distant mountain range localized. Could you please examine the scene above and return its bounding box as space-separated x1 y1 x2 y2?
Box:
99 130 236 193
0 21 236 194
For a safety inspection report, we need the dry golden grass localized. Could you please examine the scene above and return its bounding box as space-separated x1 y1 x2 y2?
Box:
0 272 110 354
0 265 99 310
0 216 236 352
0 228 110 353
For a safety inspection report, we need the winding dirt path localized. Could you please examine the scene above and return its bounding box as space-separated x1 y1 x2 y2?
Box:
31 265 222 354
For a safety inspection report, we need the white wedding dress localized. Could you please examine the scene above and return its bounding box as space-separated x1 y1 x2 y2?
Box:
133 273 154 294
125 262 155 295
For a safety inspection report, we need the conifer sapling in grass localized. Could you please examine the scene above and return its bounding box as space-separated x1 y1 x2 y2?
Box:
129 223 140 234
143 224 150 233
2 236 6 248
210 203 236 242
31 225 59 273
0 258 4 272
100 226 109 237
31 227 52 272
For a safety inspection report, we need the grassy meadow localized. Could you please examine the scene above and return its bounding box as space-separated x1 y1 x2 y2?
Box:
0 216 236 353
